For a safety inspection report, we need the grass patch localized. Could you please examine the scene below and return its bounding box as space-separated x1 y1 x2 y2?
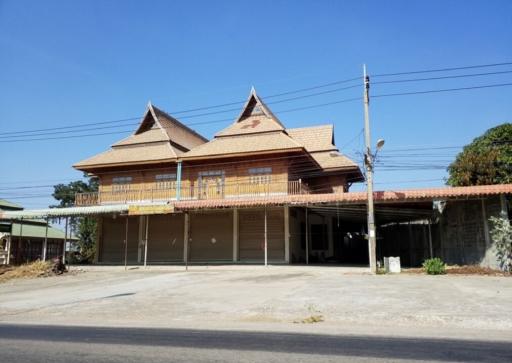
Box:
294 315 324 324
0 261 54 283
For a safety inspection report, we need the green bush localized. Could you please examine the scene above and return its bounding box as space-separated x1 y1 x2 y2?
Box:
422 258 446 275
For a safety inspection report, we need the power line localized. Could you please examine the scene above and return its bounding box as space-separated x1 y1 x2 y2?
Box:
373 70 512 85
373 82 512 98
0 97 362 143
0 77 361 137
372 61 512 77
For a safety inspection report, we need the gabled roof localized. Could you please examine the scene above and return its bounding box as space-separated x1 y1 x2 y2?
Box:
74 103 207 170
215 88 285 137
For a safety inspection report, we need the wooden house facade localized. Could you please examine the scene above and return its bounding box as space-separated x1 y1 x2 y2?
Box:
73 89 363 264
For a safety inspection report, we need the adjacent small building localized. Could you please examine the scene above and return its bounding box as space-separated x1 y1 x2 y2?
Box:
0 199 72 265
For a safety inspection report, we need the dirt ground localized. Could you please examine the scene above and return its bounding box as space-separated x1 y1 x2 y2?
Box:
0 265 511 340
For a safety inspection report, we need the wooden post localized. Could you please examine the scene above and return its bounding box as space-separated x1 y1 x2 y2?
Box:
124 216 129 271
144 216 149 268
42 217 49 261
17 218 23 265
233 209 239 262
183 212 189 271
264 206 268 267
305 207 309 265
6 236 11 265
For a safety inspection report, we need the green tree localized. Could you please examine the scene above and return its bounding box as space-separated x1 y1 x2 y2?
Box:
447 123 512 186
52 175 98 263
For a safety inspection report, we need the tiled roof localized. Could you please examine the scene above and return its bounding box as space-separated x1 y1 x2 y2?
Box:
181 132 303 159
310 150 359 170
74 142 178 169
113 127 170 147
215 115 285 137
287 125 335 152
173 184 512 210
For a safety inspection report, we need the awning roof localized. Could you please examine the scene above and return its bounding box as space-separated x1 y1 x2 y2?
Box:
0 184 510 219
0 204 129 220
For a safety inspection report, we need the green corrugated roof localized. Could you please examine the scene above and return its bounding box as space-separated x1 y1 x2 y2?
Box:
0 199 23 211
9 222 77 240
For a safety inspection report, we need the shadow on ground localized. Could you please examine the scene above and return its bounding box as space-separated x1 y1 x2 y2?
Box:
0 324 510 361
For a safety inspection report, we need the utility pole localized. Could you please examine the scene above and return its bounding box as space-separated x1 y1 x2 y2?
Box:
363 64 377 274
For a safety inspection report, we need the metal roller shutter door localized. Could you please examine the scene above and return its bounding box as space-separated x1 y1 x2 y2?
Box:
147 214 184 262
189 211 233 261
126 216 140 263
239 208 284 261
101 216 124 263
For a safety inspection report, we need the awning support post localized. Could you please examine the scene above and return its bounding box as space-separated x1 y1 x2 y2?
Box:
184 212 189 271
124 216 129 271
144 215 149 268
264 206 268 267
43 216 49 261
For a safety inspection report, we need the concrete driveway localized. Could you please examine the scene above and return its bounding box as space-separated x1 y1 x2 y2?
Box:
0 265 511 338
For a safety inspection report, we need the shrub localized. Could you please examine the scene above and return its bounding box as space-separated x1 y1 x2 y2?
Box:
489 216 512 272
422 258 446 275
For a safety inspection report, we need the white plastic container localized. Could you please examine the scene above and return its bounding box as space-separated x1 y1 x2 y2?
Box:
384 257 401 273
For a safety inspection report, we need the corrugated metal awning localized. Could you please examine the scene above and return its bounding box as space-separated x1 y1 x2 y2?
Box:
0 204 129 220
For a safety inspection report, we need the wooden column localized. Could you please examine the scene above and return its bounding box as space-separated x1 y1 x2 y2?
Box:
233 209 239 262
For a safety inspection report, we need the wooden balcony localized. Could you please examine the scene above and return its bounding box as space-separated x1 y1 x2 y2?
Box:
74 180 311 206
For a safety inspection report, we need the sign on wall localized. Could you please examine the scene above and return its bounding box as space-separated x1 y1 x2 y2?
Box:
128 204 175 216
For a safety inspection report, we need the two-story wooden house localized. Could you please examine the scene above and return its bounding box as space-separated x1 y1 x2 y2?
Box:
73 89 363 264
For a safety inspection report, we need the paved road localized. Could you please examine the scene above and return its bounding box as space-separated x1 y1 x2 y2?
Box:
0 324 511 362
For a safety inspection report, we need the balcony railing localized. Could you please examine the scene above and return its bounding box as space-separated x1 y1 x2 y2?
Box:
74 180 311 206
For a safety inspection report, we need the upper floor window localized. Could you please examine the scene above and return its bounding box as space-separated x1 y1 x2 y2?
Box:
155 173 176 189
112 176 132 192
248 167 272 184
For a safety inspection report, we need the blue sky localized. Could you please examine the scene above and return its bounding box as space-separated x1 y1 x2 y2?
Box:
0 0 511 209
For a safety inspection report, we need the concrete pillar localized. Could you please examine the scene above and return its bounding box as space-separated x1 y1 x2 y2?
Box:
233 209 239 262
284 205 290 263
6 236 11 265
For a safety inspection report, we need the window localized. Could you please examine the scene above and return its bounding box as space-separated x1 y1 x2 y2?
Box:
248 167 272 184
112 176 132 192
155 173 176 189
